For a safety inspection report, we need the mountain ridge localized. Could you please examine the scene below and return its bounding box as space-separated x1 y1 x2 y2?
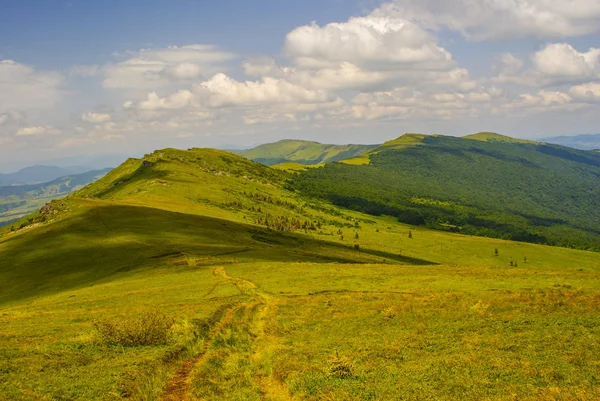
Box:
232 139 378 165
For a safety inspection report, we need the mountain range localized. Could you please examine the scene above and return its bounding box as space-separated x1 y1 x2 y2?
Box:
0 168 112 227
541 133 600 150
0 165 93 186
1 132 599 400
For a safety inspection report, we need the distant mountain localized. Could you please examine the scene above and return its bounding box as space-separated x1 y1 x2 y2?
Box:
0 165 90 186
232 139 378 165
463 132 538 144
291 133 600 251
0 168 112 227
541 134 600 150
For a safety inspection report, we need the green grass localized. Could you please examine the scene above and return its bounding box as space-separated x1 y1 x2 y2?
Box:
1 146 599 400
291 134 600 251
233 139 377 166
463 132 538 144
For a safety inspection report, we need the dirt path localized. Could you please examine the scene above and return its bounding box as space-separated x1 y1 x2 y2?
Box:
161 266 292 401
160 302 242 401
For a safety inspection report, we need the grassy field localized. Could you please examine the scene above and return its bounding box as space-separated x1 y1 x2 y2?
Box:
1 148 598 400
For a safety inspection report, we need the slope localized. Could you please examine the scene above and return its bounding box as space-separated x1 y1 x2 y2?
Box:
1 146 599 400
291 133 600 251
233 139 377 165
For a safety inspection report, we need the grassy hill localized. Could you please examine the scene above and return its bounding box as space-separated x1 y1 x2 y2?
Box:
0 168 111 228
463 132 538 144
233 139 377 165
291 134 600 251
1 146 599 400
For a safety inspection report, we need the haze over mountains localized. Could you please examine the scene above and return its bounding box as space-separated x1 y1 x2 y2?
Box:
0 168 112 227
0 165 91 186
541 133 600 151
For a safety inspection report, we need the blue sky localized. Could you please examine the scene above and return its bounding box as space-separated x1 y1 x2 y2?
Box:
1 0 600 171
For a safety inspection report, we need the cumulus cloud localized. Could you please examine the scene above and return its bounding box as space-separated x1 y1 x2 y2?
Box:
15 125 61 136
197 73 333 108
374 0 600 40
348 86 499 121
494 44 600 86
103 45 236 90
532 43 600 79
0 60 63 112
127 90 196 111
285 17 453 69
82 112 112 123
125 73 335 114
570 82 600 101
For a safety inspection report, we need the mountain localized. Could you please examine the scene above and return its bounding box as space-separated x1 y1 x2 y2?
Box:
541 133 600 150
1 145 599 400
463 131 538 144
232 139 378 165
0 168 112 227
0 165 92 185
291 133 600 251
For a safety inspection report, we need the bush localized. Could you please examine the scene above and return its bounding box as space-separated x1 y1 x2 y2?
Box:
93 311 175 346
328 352 354 379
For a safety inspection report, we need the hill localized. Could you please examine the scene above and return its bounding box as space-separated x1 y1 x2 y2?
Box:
232 139 377 165
291 133 600 251
0 168 111 227
541 133 600 150
463 132 538 144
1 146 599 400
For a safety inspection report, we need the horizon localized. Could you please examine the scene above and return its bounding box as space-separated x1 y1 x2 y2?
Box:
2 0 600 171
1 130 600 174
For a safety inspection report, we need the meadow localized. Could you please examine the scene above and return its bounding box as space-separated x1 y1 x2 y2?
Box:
1 148 598 400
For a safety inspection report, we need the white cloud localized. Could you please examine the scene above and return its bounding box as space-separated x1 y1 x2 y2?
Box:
532 43 600 79
494 44 600 86
570 82 600 101
103 44 235 90
161 62 204 80
16 125 61 136
0 60 63 112
128 90 196 111
82 112 112 123
285 17 452 69
196 73 333 108
348 87 498 121
374 0 600 40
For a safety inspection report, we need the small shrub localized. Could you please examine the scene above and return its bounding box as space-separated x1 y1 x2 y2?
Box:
381 305 397 319
328 352 354 379
93 311 175 346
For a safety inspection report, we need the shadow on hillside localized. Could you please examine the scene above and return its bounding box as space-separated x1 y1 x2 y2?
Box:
0 204 436 306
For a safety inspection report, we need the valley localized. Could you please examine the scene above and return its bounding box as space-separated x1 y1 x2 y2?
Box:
1 142 599 400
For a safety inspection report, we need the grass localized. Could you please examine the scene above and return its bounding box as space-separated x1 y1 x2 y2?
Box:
1 147 599 400
233 140 376 166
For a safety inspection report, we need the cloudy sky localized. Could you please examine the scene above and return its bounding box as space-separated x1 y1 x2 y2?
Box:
1 0 600 171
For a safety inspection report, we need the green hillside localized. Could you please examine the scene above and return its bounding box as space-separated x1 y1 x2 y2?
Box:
463 132 538 144
0 168 111 227
233 139 377 165
1 147 599 400
291 134 600 251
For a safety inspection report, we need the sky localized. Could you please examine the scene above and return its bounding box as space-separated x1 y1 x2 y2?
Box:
1 0 600 172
